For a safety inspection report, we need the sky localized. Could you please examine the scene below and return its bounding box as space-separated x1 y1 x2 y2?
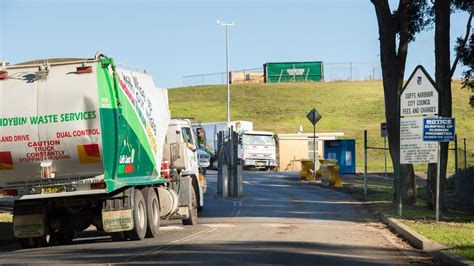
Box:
0 0 471 88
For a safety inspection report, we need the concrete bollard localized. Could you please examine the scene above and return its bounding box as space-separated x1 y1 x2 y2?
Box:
217 166 222 194
237 165 243 197
222 164 228 198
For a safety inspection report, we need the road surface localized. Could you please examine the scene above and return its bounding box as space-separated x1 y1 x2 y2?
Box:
0 171 431 264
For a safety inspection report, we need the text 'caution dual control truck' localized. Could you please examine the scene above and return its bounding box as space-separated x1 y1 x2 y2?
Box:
0 55 206 248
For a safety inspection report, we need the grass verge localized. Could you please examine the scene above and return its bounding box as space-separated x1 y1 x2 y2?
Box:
333 173 474 261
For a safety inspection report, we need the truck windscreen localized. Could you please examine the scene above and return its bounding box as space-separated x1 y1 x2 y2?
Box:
243 135 274 146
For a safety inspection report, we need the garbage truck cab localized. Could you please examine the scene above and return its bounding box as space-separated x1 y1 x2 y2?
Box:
164 119 207 209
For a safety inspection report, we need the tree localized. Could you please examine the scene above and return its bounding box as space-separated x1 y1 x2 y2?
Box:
452 1 473 106
371 0 431 205
426 0 472 210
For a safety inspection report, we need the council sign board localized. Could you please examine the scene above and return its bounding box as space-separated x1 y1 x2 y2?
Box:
400 67 439 117
423 117 455 142
306 108 321 126
400 66 439 164
400 117 438 164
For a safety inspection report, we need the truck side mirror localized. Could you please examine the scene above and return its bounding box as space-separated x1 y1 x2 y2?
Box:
176 130 180 134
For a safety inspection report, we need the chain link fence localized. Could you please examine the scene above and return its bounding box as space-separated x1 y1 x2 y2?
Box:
182 61 436 87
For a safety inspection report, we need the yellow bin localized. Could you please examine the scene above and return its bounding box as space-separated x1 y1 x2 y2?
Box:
300 160 313 181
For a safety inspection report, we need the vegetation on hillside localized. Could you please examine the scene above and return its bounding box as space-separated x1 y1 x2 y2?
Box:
169 81 474 173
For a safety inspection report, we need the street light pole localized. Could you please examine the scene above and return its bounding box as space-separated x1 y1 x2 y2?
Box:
217 20 234 124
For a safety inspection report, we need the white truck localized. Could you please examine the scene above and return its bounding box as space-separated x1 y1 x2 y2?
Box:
240 131 277 171
195 121 277 171
0 55 205 248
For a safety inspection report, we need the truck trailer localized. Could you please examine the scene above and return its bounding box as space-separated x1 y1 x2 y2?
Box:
0 55 205 248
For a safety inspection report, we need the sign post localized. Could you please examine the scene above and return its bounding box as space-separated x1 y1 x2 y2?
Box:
381 122 388 177
399 65 439 217
423 117 455 221
307 108 322 180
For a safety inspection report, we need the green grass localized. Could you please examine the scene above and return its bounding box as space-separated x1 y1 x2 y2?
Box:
0 213 13 239
402 220 474 261
333 173 474 261
169 81 474 172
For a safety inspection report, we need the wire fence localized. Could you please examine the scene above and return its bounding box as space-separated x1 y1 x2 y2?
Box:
363 128 473 204
455 138 474 204
182 61 437 87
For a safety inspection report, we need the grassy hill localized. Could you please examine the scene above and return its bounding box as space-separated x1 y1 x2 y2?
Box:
169 81 474 173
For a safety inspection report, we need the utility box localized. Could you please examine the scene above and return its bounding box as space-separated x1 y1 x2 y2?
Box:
324 139 356 174
263 61 324 83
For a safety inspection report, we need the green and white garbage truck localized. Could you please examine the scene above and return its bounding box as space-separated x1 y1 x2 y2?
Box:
0 55 205 248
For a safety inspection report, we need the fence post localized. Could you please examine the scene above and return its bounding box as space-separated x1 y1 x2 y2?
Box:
464 138 467 171
237 164 243 197
454 135 458 175
384 136 387 177
454 134 459 196
217 131 223 194
364 130 368 195
229 127 234 196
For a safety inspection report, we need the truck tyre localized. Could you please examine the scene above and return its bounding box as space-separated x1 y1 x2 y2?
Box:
143 187 160 238
127 189 147 240
182 188 198 226
18 238 37 249
52 229 74 245
18 236 50 249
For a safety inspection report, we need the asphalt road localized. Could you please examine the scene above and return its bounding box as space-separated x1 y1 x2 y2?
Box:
0 171 432 265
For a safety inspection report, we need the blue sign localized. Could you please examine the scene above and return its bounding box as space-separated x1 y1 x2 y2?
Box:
423 117 455 142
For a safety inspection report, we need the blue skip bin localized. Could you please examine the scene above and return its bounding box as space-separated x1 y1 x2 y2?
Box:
324 139 356 174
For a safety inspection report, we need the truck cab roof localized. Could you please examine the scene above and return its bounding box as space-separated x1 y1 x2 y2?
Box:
243 131 274 136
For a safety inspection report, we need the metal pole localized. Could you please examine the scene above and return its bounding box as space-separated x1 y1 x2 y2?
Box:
454 134 458 177
313 124 316 181
436 142 441 221
364 130 368 195
225 25 231 124
398 160 402 217
397 90 402 217
349 62 352 81
229 126 234 196
384 136 387 177
464 138 467 171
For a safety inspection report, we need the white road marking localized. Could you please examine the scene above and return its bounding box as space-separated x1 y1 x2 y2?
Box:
202 223 236 228
159 225 185 231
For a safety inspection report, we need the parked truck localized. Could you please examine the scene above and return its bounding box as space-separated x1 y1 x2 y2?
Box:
240 131 277 171
0 55 205 248
194 121 277 171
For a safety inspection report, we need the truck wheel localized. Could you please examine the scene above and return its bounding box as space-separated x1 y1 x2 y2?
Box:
143 187 160 238
18 238 37 249
52 229 74 245
127 189 147 240
182 188 198 226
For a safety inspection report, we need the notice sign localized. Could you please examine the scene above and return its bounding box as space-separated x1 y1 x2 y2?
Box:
423 117 455 142
400 67 439 117
400 117 438 164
